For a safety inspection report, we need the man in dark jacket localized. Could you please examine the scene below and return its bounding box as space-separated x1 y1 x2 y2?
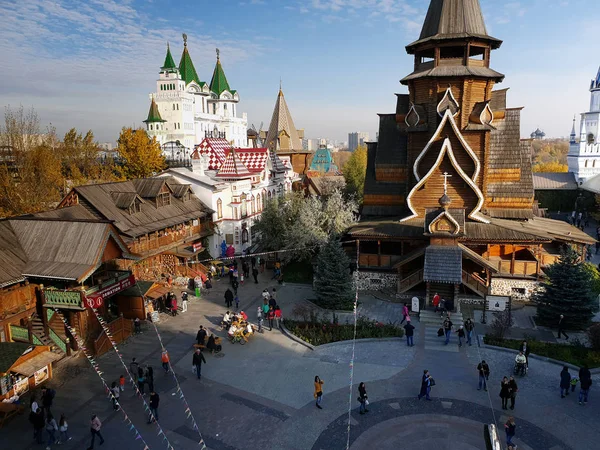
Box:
41 387 55 415
404 322 415 346
443 317 453 345
224 288 234 308
579 364 592 404
477 360 490 391
192 349 207 380
464 318 475 346
196 325 207 346
557 314 569 340
148 391 160 423
252 266 259 284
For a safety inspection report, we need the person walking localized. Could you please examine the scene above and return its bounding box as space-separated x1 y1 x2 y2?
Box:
87 415 104 450
504 417 516 446
557 314 569 340
58 413 71 444
560 366 571 398
161 350 170 373
146 366 154 393
252 266 259 284
41 387 55 416
148 391 160 423
314 376 324 409
251 256 257 269
500 376 511 410
235 295 240 310
256 306 263 333
232 279 239 296
171 296 178 316
181 294 188 313
196 325 207 346
274 306 282 329
477 360 489 391
192 348 207 380
417 370 432 400
579 366 592 405
224 288 234 308
31 408 45 444
432 292 440 312
464 318 474 346
456 325 466 347
358 382 369 414
137 367 146 395
111 381 120 410
267 306 275 331
45 412 59 449
260 256 265 273
443 317 453 345
404 321 415 347
508 376 518 410
130 357 139 385
119 374 125 392
400 303 409 324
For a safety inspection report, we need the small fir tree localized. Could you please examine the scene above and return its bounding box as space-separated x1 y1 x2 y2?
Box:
536 246 596 330
314 235 354 310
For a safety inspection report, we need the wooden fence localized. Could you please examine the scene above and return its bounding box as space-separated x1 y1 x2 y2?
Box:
93 317 133 357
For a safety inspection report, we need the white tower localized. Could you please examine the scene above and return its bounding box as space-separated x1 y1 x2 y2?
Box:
567 67 600 183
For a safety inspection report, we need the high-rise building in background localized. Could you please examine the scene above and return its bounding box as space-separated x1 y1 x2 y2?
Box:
348 132 370 151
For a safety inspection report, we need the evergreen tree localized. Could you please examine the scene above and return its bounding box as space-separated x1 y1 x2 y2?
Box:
314 235 354 310
536 246 596 330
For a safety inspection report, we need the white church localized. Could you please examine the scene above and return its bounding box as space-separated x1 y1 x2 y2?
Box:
144 35 248 152
568 67 600 184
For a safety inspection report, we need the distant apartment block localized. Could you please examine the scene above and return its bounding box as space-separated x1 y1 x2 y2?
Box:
348 132 369 151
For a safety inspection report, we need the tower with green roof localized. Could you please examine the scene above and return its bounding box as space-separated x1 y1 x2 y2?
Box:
146 36 248 151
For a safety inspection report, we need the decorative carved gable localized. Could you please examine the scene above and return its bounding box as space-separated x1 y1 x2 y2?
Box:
429 210 460 235
437 87 460 117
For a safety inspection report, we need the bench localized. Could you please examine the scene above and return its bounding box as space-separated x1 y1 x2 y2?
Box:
0 402 24 428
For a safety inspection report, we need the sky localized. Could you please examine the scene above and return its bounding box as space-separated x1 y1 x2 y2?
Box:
0 0 599 144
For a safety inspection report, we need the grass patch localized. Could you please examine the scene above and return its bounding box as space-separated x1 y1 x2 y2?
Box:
283 317 404 346
282 260 313 284
483 335 600 369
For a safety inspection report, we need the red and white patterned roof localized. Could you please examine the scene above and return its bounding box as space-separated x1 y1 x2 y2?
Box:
234 148 268 173
191 138 230 170
216 149 253 178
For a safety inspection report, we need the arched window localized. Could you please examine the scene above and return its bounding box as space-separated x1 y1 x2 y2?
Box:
251 195 255 214
150 124 153 130
594 160 597 168
242 228 249 244
176 104 179 110
585 160 589 168
217 198 222 219
241 194 247 218
173 104 175 110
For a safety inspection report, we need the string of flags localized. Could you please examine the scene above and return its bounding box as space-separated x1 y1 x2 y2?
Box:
345 245 361 450
52 308 152 450
150 320 207 449
89 307 176 450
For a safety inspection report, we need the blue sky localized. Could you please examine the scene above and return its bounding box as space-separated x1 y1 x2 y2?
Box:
0 0 598 144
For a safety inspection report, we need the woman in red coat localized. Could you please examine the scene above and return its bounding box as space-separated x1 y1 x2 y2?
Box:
171 297 178 317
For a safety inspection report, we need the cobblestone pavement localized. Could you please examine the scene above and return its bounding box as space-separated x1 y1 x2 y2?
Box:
5 271 600 450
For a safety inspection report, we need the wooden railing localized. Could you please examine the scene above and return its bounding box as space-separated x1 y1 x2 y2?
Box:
487 259 538 276
43 290 84 309
128 222 209 255
462 270 488 297
540 253 560 267
358 253 401 268
398 269 424 293
93 316 133 356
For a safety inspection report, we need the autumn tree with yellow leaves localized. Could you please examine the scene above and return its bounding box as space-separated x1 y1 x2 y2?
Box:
116 127 166 179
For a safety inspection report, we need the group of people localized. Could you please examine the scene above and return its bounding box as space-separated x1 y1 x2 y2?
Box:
222 310 254 340
196 325 223 353
560 364 593 404
311 375 370 415
438 314 475 347
258 288 282 332
129 357 156 395
28 388 71 448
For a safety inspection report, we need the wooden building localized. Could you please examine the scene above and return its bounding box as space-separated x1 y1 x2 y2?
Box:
349 0 595 304
55 177 213 281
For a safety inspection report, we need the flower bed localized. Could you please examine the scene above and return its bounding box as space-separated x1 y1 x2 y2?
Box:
283 317 404 346
483 335 600 368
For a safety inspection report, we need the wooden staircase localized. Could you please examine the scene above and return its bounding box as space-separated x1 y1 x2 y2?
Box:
398 269 424 293
461 270 488 298
31 312 66 356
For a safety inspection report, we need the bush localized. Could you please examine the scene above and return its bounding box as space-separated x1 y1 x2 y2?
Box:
283 317 404 346
483 335 600 368
587 323 600 351
489 310 514 338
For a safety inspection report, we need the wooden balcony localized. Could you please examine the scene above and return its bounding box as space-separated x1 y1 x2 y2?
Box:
128 222 211 256
462 270 488 297
487 258 538 276
358 253 402 269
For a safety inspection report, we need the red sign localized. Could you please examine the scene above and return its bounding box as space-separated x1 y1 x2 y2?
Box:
192 242 203 253
85 275 135 309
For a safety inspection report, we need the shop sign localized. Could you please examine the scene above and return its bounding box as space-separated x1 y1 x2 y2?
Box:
192 242 203 252
34 366 49 385
86 275 135 309
14 377 29 396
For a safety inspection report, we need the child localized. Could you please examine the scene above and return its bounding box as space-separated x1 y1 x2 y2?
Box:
570 376 579 393
119 375 125 392
240 272 244 285
235 295 240 310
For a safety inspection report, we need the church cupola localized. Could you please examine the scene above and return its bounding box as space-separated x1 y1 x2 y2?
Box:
570 116 577 144
161 42 178 73
210 49 233 96
178 34 203 87
143 96 166 136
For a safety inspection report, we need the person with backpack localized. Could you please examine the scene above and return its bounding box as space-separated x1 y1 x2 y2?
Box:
88 414 105 449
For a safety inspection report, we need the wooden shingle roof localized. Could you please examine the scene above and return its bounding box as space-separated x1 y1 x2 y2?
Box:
424 245 462 283
532 172 578 191
67 179 210 239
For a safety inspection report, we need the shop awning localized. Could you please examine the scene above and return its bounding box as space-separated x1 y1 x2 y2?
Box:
145 286 170 300
11 351 61 377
